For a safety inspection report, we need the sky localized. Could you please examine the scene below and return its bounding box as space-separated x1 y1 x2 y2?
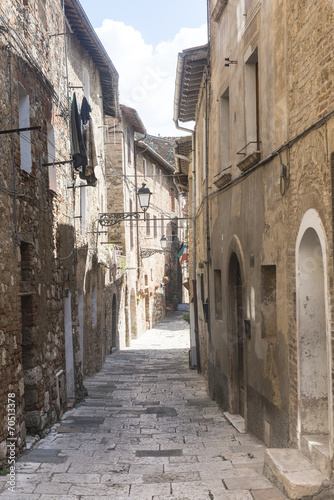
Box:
79 0 208 137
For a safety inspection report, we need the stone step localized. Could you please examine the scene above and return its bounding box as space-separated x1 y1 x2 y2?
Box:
264 448 329 499
300 434 331 478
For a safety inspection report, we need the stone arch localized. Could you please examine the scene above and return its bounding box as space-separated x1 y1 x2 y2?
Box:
296 209 331 443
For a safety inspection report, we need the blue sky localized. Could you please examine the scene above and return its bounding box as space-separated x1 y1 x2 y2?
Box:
79 0 208 136
80 0 207 47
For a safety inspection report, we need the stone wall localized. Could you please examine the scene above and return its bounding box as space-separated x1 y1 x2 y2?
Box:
187 0 334 453
0 0 118 460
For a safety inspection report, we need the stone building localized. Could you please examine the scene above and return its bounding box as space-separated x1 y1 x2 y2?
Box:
174 0 334 488
0 0 118 459
105 106 183 345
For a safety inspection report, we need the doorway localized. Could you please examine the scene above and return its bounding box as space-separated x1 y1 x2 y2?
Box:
297 227 328 435
229 252 245 417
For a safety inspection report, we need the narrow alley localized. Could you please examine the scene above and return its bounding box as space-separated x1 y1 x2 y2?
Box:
0 308 286 500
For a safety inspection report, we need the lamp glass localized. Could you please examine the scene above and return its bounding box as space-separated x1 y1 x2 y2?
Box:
160 235 167 250
137 183 151 211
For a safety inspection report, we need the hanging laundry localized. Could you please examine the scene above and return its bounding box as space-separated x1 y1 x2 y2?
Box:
70 92 87 177
83 118 98 187
80 96 92 125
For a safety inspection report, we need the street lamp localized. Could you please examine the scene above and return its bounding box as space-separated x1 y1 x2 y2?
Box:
98 183 152 227
137 183 152 212
160 235 167 250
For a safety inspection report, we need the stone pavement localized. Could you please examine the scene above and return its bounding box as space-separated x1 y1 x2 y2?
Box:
0 308 287 500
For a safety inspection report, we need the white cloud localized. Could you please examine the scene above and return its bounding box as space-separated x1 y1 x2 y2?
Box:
96 20 207 136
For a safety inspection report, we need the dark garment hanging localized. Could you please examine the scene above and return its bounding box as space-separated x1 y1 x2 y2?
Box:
70 92 87 176
82 119 98 187
80 96 92 125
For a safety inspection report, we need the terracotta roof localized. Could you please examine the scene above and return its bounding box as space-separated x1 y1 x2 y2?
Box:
64 0 119 117
174 44 208 123
137 141 175 173
120 105 146 134
145 135 176 167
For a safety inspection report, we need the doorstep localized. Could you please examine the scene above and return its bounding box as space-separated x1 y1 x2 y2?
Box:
264 448 330 499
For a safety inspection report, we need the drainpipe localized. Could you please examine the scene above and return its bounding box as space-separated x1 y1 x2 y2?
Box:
204 68 211 345
134 133 147 280
174 51 201 371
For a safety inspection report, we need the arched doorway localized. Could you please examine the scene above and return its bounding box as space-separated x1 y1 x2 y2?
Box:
297 227 328 435
111 294 117 350
130 288 137 339
229 252 245 417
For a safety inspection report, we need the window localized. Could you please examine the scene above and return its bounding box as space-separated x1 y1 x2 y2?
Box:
129 199 134 250
152 163 156 187
82 67 90 99
261 265 277 339
92 285 97 325
220 88 230 170
171 188 175 211
47 123 57 192
161 216 164 237
245 48 260 154
214 269 222 320
80 184 86 234
127 128 131 165
18 83 32 173
143 158 147 179
153 215 157 238
146 213 150 236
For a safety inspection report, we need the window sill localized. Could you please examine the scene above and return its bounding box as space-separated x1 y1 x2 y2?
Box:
213 171 231 188
262 336 278 345
237 151 261 172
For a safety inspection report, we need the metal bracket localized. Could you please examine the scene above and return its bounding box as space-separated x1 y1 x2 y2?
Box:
98 212 142 227
140 248 165 259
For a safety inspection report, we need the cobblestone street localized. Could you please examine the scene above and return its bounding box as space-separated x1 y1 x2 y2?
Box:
0 309 287 499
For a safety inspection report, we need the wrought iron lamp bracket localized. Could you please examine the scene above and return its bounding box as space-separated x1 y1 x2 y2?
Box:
140 248 165 259
98 212 141 227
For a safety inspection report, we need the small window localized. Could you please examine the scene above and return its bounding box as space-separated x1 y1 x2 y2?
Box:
153 215 157 238
47 123 57 192
161 216 164 237
220 88 230 171
214 269 222 320
80 184 86 234
92 285 97 325
171 188 175 211
130 199 134 250
127 128 131 166
152 164 156 186
18 83 32 173
261 265 277 339
146 213 150 236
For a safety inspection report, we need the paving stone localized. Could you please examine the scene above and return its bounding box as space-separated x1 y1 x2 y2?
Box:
136 449 182 457
20 449 68 463
8 309 287 500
